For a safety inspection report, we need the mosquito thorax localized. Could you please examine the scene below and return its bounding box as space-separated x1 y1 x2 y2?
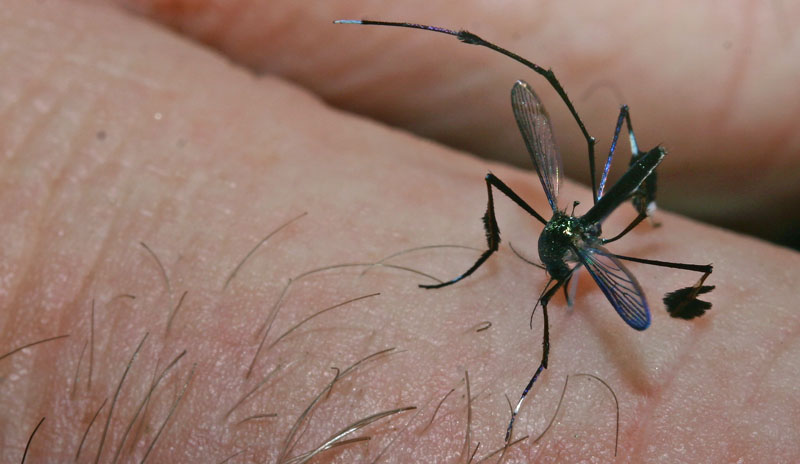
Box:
538 212 586 280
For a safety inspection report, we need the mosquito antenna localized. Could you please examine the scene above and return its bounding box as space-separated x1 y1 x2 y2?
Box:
335 19 599 201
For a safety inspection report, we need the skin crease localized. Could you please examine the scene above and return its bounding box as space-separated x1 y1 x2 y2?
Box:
0 1 798 463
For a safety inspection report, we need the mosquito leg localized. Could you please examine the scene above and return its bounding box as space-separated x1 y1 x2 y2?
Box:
582 147 665 226
506 279 562 442
602 212 647 244
485 173 548 224
597 105 658 223
613 254 714 319
623 109 639 158
631 171 658 221
421 173 547 289
561 275 573 306
565 268 581 307
419 174 499 289
334 19 599 202
620 109 660 221
597 106 630 200
664 269 714 319
613 254 712 275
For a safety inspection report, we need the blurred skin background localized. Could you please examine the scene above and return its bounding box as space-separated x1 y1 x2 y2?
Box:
117 0 800 249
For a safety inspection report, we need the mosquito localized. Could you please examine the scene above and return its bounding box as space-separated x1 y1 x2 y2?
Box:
335 19 715 441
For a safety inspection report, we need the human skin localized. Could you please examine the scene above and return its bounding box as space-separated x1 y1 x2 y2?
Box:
0 1 798 462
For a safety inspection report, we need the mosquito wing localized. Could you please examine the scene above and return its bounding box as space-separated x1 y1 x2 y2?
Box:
511 80 562 212
576 244 651 330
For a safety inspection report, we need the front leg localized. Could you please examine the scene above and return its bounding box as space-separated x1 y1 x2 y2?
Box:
420 173 547 289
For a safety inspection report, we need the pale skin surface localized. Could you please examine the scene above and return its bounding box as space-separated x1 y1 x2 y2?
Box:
0 1 799 463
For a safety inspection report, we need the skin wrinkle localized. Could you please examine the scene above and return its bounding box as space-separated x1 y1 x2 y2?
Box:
15 87 131 436
42 105 137 399
1 90 65 325
1 35 74 150
92 129 175 349
15 45 92 245
50 129 135 391
42 81 110 208
31 91 82 220
1 1 799 462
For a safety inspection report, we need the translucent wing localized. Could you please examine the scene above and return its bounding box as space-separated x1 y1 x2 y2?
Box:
511 80 562 211
576 244 651 330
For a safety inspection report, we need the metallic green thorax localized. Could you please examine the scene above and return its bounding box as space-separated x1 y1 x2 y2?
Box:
538 212 598 280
